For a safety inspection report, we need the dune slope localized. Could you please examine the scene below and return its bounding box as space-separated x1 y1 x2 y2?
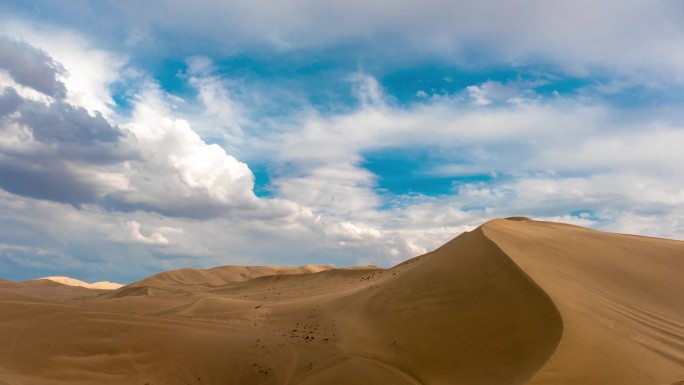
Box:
329 226 563 385
0 218 682 384
483 218 684 384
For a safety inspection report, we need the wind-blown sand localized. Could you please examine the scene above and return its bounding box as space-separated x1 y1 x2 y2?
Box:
0 218 682 384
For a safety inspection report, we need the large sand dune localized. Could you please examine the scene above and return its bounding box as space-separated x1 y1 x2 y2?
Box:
0 218 682 384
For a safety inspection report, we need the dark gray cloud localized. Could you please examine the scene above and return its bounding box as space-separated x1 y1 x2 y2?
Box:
100 197 233 220
1 84 131 206
0 36 66 98
0 159 104 206
0 87 22 115
0 39 128 207
18 99 121 144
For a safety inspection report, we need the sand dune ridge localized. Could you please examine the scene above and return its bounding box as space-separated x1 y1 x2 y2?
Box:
0 218 682 384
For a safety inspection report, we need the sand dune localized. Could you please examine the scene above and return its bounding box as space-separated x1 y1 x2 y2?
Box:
39 276 124 290
0 218 682 384
483 218 684 384
132 264 342 288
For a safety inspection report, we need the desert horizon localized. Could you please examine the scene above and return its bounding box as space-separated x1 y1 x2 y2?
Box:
2 217 682 384
3 2 684 384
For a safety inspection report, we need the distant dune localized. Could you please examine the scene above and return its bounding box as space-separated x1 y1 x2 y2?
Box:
38 276 124 290
0 218 682 384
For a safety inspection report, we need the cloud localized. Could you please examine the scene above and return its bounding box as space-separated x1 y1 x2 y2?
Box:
0 21 126 116
0 29 136 206
274 162 380 217
466 85 492 106
466 80 542 106
0 36 66 98
0 242 81 273
0 86 131 205
17 99 122 144
0 38 131 205
0 160 127 207
269 80 610 180
324 221 382 242
349 72 385 108
0 39 290 220
1 7 684 284
257 72 684 259
124 220 180 245
0 86 22 115
537 126 684 176
183 56 246 145
105 84 263 218
7 1 684 83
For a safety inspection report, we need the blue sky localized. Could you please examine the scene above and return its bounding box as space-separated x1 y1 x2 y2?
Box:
1 1 684 283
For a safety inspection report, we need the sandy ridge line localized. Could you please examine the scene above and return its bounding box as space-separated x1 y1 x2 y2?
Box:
481 221 565 330
479 220 566 380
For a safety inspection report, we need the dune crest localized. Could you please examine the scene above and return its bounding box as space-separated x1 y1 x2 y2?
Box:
38 276 124 290
0 218 682 384
483 218 684 384
122 264 348 291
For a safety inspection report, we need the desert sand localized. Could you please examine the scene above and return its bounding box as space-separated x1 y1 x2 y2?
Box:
0 218 682 384
38 277 124 290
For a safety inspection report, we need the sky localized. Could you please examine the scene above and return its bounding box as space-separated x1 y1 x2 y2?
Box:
1 1 684 284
